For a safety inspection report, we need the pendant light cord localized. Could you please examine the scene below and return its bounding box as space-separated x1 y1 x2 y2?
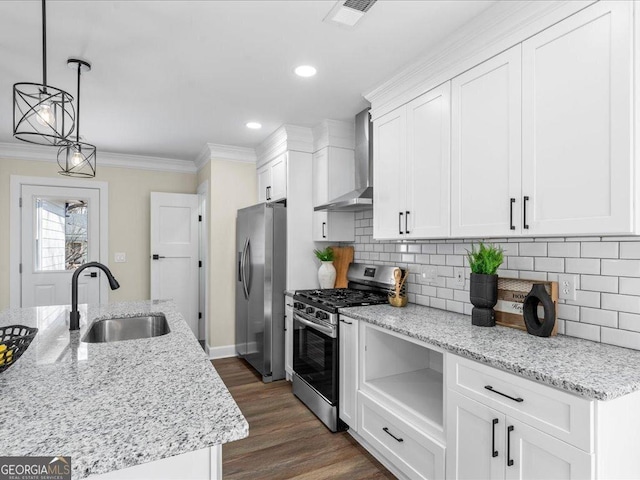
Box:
76 63 81 142
42 0 47 87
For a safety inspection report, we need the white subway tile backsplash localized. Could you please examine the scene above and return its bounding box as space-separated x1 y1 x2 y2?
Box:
535 257 564 273
580 275 618 293
565 321 601 342
565 258 600 275
519 242 548 257
581 242 619 258
601 294 640 314
619 277 640 296
620 242 640 259
352 209 640 350
548 242 581 257
601 259 640 277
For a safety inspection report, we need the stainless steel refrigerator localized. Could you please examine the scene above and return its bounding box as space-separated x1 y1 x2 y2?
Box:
235 202 286 382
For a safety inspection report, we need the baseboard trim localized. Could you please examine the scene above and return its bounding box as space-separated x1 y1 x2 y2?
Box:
207 343 237 360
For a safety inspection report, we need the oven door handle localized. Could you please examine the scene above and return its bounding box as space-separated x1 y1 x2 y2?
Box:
294 313 335 337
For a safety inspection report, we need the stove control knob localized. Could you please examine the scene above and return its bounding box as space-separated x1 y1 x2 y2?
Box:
305 307 314 314
316 311 329 320
294 302 304 310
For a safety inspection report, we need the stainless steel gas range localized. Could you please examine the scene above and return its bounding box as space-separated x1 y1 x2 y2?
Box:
291 263 402 432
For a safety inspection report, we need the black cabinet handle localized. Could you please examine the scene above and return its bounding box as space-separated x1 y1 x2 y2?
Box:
84 272 98 278
507 425 514 466
322 222 327 238
383 427 403 443
152 254 166 260
485 385 523 403
266 186 272 201
510 198 516 230
398 212 404 235
405 211 410 234
340 319 353 325
492 418 499 457
523 196 529 229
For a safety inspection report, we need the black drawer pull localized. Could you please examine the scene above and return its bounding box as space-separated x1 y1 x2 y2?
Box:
492 418 499 457
405 211 410 234
398 212 404 235
509 198 516 230
523 196 529 229
322 222 326 238
485 385 523 403
340 319 353 325
383 427 403 443
507 425 514 466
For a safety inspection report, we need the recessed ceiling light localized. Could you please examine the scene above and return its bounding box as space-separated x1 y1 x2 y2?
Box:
294 65 317 78
246 122 262 130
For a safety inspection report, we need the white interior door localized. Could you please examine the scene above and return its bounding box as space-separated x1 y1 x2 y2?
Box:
150 192 200 338
21 185 101 307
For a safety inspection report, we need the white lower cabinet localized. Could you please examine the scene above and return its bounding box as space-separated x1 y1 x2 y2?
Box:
339 316 358 430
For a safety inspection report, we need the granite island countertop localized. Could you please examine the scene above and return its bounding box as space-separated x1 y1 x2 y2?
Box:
0 300 248 479
340 303 640 401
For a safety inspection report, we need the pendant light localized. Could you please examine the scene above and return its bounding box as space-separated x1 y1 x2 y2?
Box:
13 0 75 146
58 59 96 178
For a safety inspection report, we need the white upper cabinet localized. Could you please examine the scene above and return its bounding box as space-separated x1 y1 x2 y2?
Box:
521 1 633 235
257 153 287 203
373 106 406 240
451 46 522 238
406 83 451 238
373 82 451 240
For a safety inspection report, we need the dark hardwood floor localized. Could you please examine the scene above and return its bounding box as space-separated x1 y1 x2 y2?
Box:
213 357 395 480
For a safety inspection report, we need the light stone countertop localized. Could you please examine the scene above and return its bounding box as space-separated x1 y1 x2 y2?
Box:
340 303 640 401
0 300 248 479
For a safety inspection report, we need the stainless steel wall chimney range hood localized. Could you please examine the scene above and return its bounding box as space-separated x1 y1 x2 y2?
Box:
314 108 373 212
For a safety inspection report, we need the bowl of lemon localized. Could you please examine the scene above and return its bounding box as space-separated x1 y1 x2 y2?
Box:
0 325 38 373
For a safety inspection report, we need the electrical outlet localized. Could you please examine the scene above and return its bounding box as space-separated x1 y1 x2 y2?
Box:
454 268 465 287
419 265 438 284
114 252 126 263
558 274 577 301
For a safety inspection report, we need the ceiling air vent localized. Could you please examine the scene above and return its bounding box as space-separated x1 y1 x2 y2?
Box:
324 0 377 27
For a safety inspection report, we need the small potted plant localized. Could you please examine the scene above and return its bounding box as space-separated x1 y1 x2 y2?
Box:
467 242 504 327
314 247 336 289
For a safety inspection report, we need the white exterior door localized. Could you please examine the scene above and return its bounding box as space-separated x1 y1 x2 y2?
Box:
21 184 101 308
150 192 200 338
406 82 451 238
451 46 522 238
447 390 506 480
521 1 633 235
373 106 407 240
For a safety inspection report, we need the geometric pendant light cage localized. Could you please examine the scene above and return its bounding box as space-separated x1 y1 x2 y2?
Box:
13 0 75 147
58 59 96 178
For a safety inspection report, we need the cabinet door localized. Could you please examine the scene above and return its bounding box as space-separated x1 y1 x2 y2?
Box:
327 146 355 201
257 165 270 203
505 418 593 480
285 299 293 380
451 46 522 237
447 390 506 480
339 317 358 430
522 1 632 235
313 211 329 241
313 148 329 207
406 82 451 238
313 211 355 242
269 154 287 202
373 107 407 240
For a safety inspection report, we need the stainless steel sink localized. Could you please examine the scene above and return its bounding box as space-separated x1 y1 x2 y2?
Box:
82 314 170 343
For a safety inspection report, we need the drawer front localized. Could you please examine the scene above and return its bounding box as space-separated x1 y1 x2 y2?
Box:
447 354 593 452
359 392 445 480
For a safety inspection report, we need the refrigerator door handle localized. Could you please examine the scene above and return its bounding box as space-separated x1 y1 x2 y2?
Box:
241 237 249 299
244 238 252 296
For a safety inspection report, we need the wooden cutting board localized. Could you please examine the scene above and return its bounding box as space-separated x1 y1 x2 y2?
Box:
331 246 354 288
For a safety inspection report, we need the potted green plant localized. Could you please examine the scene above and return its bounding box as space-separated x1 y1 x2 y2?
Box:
467 242 504 327
314 247 336 289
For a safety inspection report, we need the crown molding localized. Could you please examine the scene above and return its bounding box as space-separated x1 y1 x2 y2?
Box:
0 142 198 174
364 0 594 119
195 143 257 170
255 124 314 167
312 119 355 152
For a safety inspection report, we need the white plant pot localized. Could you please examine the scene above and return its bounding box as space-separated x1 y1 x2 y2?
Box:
318 261 336 289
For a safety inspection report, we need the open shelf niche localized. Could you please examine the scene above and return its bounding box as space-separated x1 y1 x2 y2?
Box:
362 324 444 431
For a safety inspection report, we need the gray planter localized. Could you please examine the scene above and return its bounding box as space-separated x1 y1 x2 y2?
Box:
469 273 498 327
